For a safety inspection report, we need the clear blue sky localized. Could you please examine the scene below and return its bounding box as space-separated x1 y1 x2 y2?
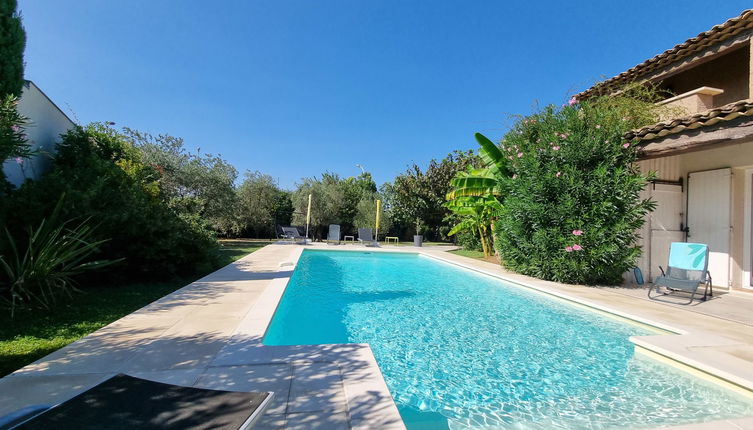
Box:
19 0 750 189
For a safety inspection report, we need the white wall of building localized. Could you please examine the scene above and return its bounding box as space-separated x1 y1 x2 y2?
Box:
634 139 753 290
2 81 76 187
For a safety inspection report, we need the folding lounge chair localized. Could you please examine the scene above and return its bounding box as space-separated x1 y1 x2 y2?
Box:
280 226 306 244
326 224 341 244
358 228 377 247
0 373 273 430
648 242 713 304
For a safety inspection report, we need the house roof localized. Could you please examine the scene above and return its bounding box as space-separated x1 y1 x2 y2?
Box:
625 99 753 143
577 9 753 100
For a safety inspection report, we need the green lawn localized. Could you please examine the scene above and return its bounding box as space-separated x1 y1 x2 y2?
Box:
388 240 455 247
449 249 486 259
0 240 271 377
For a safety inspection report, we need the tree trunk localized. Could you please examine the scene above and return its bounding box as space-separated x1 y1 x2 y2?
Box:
478 225 489 257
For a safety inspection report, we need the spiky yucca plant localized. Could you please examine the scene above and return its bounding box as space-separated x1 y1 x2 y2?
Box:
0 198 120 316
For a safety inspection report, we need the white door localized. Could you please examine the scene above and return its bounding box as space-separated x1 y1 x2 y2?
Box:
649 183 684 282
687 168 731 288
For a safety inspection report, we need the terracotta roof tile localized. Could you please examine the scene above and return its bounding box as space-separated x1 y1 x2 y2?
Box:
624 99 753 142
578 9 753 99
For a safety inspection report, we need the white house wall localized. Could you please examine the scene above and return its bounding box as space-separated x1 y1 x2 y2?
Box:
636 138 753 289
2 81 75 187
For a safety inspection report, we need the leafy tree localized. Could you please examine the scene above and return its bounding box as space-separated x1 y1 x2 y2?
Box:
236 171 292 238
0 0 25 98
386 150 479 241
0 94 30 188
125 129 240 236
291 172 379 239
354 191 391 236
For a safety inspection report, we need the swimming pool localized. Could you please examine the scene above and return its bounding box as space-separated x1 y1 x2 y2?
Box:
264 250 753 429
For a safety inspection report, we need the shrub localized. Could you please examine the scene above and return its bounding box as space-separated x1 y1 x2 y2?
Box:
493 87 662 284
2 123 220 283
455 231 483 252
0 198 119 316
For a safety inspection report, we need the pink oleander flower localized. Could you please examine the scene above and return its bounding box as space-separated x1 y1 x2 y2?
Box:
14 157 23 164
552 146 560 151
604 140 609 144
517 152 523 158
555 171 561 177
568 97 577 106
623 143 630 148
572 244 583 251
572 230 583 236
565 246 573 252
595 125 601 129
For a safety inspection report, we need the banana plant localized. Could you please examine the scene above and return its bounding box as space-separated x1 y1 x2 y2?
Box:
446 195 502 257
445 133 511 200
445 133 511 257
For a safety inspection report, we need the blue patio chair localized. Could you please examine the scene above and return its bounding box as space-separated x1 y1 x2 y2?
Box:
648 242 713 304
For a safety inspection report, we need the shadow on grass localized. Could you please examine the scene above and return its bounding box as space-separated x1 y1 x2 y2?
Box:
0 241 273 377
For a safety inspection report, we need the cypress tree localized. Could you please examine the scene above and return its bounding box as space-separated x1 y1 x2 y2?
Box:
0 0 25 97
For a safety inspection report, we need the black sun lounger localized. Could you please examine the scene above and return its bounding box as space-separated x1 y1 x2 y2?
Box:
0 374 273 430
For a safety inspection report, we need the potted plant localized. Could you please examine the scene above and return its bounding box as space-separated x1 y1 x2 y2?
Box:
413 218 424 247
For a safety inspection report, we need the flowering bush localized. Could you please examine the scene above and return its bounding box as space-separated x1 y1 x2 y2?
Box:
493 88 662 284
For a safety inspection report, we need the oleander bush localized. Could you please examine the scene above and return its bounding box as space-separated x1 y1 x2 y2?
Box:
492 86 667 284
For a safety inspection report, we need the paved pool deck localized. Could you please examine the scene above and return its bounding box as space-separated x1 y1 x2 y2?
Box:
1 242 753 430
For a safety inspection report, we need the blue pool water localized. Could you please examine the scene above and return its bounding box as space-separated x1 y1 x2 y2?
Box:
264 250 753 429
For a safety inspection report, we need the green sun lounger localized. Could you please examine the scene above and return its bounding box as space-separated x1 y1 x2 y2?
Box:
648 242 713 304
